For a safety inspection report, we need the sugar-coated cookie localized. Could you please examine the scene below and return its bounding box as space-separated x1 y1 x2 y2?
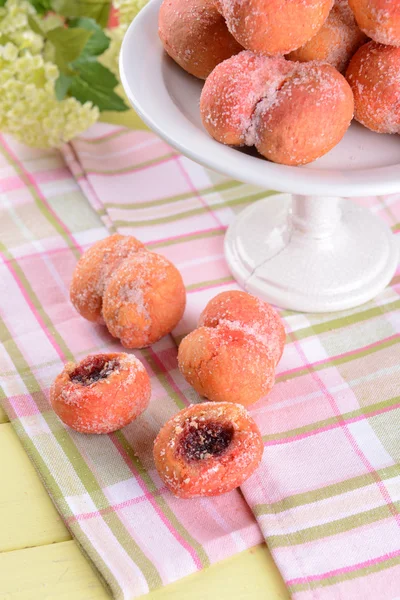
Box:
153 402 264 497
217 0 334 55
288 0 367 73
159 0 242 79
70 234 144 323
50 352 151 434
346 41 400 133
102 251 186 348
201 51 354 165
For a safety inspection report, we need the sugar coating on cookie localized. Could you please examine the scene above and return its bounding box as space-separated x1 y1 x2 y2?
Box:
255 61 354 165
346 41 400 133
153 402 264 497
50 352 151 434
288 0 367 73
159 0 242 79
200 51 354 165
178 325 275 406
199 290 286 366
70 235 187 348
102 251 186 348
200 51 294 146
218 0 334 56
348 0 400 47
70 234 144 323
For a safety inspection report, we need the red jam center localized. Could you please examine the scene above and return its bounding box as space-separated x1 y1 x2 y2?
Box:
179 421 234 461
70 355 119 386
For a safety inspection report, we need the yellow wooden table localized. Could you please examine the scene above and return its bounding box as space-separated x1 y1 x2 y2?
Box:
0 110 290 600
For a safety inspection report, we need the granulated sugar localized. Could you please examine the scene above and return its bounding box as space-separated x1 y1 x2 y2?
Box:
288 0 367 72
218 0 334 54
347 42 400 133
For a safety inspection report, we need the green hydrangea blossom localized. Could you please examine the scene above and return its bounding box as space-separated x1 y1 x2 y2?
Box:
0 0 44 53
101 0 148 79
114 0 147 25
0 0 98 148
100 22 126 77
0 0 148 148
0 49 99 148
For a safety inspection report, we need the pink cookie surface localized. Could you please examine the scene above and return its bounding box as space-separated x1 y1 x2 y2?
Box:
159 0 242 79
348 0 400 46
288 0 367 73
199 290 286 366
218 0 334 55
153 402 264 498
346 41 400 133
201 51 354 165
50 353 151 434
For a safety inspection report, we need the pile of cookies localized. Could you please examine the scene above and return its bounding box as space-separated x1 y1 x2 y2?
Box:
50 235 286 498
159 0 400 165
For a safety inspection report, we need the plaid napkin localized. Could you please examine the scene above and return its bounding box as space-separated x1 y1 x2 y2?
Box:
0 131 263 600
64 123 400 600
2 121 400 600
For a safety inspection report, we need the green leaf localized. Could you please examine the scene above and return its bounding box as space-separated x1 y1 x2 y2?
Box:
46 27 92 73
27 15 45 36
70 78 129 112
29 0 52 14
68 60 128 112
68 17 110 57
51 0 111 27
55 73 73 100
0 0 7 6
72 57 118 87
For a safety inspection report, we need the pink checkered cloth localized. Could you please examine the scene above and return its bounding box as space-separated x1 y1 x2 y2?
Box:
0 131 262 600
1 121 399 600
64 123 400 599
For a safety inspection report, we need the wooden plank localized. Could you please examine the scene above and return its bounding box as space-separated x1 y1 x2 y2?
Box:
151 544 290 600
0 540 289 600
0 405 9 423
0 541 110 600
0 419 288 599
0 423 70 552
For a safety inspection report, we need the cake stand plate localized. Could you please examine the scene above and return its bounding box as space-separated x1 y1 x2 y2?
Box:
120 0 400 312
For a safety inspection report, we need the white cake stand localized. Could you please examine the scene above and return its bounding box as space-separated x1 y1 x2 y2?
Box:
120 0 400 312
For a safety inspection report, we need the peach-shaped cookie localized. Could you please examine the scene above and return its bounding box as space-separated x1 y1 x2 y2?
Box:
153 402 264 498
70 234 144 323
102 251 186 348
255 61 354 165
158 0 242 79
178 325 275 406
201 51 354 166
348 0 400 46
288 0 367 72
199 290 285 366
346 41 400 133
200 51 294 146
217 0 334 55
50 353 151 434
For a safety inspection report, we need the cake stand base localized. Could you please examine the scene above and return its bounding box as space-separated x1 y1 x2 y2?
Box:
224 194 399 313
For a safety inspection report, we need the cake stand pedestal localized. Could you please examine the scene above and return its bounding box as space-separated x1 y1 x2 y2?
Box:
120 0 400 312
225 193 397 312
